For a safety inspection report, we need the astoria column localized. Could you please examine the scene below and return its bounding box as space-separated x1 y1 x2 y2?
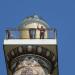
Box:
3 15 58 75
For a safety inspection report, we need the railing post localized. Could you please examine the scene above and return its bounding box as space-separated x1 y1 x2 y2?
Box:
5 30 12 39
54 28 57 39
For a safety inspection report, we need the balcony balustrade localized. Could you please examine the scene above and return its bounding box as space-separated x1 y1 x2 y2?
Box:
5 28 57 39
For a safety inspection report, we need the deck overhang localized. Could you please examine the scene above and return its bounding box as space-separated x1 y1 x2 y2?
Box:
4 39 57 45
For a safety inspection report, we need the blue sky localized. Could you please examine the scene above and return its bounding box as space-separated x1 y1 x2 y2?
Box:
0 0 75 75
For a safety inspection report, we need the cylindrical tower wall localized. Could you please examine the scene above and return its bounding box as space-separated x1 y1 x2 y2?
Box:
20 22 48 39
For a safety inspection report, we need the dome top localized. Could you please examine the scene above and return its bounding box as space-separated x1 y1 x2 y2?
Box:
19 15 49 28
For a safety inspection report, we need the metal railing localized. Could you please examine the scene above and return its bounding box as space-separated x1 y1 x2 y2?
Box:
5 28 57 39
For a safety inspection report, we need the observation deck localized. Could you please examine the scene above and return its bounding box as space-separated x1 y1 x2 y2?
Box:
4 28 57 45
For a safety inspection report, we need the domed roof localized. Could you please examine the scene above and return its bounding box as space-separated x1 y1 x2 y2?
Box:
19 15 49 28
